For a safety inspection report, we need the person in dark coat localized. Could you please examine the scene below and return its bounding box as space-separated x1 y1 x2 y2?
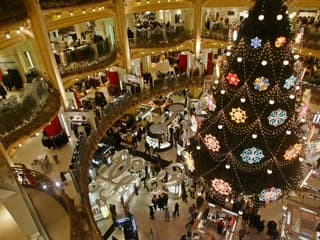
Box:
173 202 180 217
149 205 155 219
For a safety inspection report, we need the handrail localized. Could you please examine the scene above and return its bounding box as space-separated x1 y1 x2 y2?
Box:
59 47 118 78
11 166 86 240
78 75 204 239
0 81 60 149
129 30 193 49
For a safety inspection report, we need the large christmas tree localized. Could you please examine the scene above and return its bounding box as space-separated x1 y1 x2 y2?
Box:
191 0 304 200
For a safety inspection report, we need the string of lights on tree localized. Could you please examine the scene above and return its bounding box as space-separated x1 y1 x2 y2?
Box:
190 0 306 203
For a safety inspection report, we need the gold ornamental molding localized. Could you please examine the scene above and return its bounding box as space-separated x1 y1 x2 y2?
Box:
125 1 193 14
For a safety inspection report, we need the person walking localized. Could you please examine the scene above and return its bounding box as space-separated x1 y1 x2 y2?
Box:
134 184 139 195
173 202 180 217
149 205 155 219
164 207 170 221
181 190 188 203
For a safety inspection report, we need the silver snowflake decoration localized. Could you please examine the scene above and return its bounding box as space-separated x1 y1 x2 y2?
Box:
283 75 297 90
251 36 262 48
268 108 287 127
240 147 264 164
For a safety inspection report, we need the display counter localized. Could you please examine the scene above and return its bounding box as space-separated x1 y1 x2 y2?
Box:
192 203 239 240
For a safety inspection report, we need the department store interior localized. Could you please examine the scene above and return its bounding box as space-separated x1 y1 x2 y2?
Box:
0 0 320 240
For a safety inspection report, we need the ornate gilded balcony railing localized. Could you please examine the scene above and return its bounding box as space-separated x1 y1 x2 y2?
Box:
129 28 193 49
11 166 86 240
59 46 118 78
73 75 204 239
0 76 60 149
303 30 320 51
201 28 229 41
39 0 107 9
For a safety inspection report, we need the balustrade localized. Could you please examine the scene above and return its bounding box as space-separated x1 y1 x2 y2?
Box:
59 47 118 78
129 29 193 49
0 77 60 149
11 166 86 240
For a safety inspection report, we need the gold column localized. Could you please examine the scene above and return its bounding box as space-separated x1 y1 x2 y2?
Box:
114 0 131 72
194 0 204 59
25 0 69 109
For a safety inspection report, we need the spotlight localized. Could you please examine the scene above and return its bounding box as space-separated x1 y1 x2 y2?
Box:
289 94 295 99
267 169 272 175
269 99 275 105
225 164 230 169
240 98 246 103
196 145 201 150
218 125 223 129
237 57 243 62
299 157 304 162
252 134 257 139
261 60 267 66
226 51 231 56
5 32 11 39
220 90 226 95
258 14 264 21
286 130 292 135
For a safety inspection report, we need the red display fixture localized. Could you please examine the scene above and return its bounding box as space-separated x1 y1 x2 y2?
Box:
179 54 188 73
207 51 213 75
108 70 120 86
44 116 62 137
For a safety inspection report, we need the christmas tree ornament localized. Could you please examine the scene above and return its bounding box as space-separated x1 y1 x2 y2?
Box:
240 147 264 164
204 134 220 153
283 60 289 65
211 178 232 195
251 36 262 48
227 72 240 86
275 36 286 47
284 143 303 161
258 14 264 21
261 60 267 66
276 14 283 21
259 187 282 202
283 75 297 89
253 76 270 91
268 109 287 127
269 99 275 105
230 107 247 123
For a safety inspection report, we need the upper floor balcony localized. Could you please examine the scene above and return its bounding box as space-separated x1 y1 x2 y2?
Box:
0 74 60 149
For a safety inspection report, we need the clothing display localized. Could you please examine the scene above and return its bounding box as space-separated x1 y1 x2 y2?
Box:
2 69 23 90
41 131 68 149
